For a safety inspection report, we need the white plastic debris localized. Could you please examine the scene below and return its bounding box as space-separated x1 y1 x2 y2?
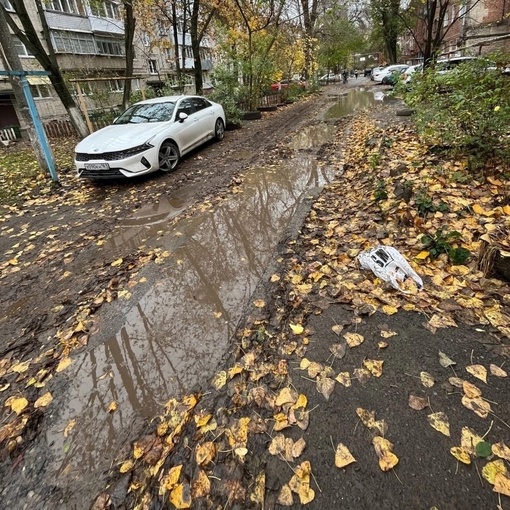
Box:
358 245 423 291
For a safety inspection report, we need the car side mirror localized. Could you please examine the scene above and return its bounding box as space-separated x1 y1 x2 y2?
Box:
178 112 188 122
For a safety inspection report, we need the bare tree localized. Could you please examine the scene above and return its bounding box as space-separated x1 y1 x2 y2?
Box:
1 0 89 137
122 0 136 110
402 0 482 67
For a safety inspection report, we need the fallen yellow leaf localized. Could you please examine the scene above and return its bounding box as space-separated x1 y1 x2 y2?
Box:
108 401 117 413
482 459 508 485
34 392 53 408
462 381 482 398
211 370 227 390
466 364 487 383
356 407 376 429
253 299 266 308
492 442 510 461
427 412 450 436
461 396 491 418
192 469 211 498
111 258 123 267
56 357 73 373
275 387 298 406
450 446 471 465
278 484 293 506
472 204 485 215
490 364 507 378
420 371 435 388
6 396 29 415
335 443 356 468
119 459 134 473
161 465 183 491
335 372 351 387
372 436 399 471
169 482 192 509
461 427 484 454
363 359 384 377
195 441 216 466
415 250 430 260
343 332 364 348
381 305 398 315
494 472 510 497
290 323 304 335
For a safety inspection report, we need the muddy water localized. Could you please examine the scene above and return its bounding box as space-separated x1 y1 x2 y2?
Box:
324 88 382 119
42 151 337 505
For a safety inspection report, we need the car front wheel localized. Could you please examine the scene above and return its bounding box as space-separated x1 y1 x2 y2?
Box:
215 118 225 141
159 141 180 172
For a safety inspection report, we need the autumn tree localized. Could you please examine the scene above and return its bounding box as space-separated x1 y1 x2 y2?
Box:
0 0 89 137
316 6 365 72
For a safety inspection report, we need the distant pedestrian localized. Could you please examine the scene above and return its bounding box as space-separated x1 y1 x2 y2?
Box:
342 70 348 84
354 70 358 79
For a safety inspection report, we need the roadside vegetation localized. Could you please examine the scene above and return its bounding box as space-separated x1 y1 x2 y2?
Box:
397 55 510 171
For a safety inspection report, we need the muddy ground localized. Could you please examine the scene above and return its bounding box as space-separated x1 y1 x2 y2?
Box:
2 79 509 510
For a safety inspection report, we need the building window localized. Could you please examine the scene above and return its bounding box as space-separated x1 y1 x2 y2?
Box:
183 46 193 58
108 79 123 92
13 36 33 57
30 84 52 99
96 37 124 56
141 32 150 46
148 59 158 74
1 0 14 10
47 0 82 15
51 30 95 54
90 1 120 20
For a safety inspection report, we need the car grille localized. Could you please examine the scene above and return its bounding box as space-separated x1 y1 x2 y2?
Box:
78 168 127 179
76 151 128 162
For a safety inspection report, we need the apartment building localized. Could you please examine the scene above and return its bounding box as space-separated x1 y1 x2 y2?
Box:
0 0 215 133
400 0 510 63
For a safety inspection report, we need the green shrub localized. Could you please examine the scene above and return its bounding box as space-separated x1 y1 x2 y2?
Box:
421 226 471 264
399 55 510 169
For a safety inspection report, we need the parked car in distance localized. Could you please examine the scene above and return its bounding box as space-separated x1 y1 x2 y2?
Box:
370 67 385 80
381 69 404 86
372 64 409 83
75 95 226 179
401 64 423 84
319 73 340 83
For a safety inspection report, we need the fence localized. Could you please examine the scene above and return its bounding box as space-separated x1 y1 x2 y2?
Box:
0 126 21 144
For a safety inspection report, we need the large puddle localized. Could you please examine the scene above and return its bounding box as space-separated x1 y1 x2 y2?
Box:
43 156 336 505
324 88 384 119
29 96 370 507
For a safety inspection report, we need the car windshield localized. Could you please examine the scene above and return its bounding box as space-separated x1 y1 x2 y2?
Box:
114 102 176 124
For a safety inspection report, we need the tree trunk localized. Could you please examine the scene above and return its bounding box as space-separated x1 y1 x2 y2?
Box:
190 0 202 94
4 0 89 137
122 0 135 110
0 4 53 175
171 0 182 81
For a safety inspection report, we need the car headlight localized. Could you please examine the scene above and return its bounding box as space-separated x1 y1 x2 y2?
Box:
120 141 154 157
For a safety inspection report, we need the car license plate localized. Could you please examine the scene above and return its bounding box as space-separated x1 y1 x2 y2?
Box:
84 163 110 170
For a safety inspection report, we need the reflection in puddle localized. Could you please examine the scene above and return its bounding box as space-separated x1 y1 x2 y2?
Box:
44 155 335 506
325 88 381 119
107 195 189 251
290 124 336 149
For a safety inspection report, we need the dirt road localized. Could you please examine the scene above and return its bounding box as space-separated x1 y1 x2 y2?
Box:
0 85 347 509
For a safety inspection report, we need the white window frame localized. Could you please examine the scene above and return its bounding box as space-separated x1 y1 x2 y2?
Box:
47 0 82 15
13 36 34 57
90 0 120 20
30 84 52 99
51 30 95 54
96 36 124 56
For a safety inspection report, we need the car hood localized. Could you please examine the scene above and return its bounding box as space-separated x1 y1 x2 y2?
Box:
76 122 168 153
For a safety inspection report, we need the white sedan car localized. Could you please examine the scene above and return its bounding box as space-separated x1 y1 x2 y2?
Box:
372 64 409 83
75 95 226 179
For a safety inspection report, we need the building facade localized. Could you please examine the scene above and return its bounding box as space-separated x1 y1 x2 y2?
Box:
0 0 215 133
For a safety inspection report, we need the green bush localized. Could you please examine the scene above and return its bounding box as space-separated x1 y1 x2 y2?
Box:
208 66 243 125
399 55 510 169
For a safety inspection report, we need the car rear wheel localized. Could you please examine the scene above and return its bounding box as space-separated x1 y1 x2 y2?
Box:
215 118 225 141
159 141 179 172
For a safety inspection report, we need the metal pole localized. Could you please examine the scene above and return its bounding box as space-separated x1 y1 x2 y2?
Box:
19 75 59 182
